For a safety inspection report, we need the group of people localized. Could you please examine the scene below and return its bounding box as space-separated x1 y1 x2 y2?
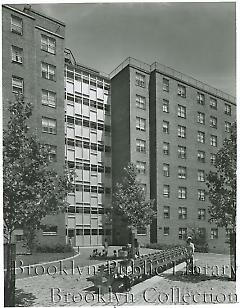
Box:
90 238 109 259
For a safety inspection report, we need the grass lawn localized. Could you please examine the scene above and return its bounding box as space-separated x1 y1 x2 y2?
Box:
15 251 77 267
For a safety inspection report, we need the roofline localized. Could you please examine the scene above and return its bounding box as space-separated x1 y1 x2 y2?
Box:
25 7 65 27
3 4 35 20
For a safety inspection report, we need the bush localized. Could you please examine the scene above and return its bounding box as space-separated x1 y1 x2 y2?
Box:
35 244 74 253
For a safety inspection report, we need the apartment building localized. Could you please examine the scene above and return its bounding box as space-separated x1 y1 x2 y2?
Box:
111 58 236 253
64 51 112 246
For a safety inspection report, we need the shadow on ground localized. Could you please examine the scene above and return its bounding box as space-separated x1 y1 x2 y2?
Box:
15 288 37 306
163 271 232 283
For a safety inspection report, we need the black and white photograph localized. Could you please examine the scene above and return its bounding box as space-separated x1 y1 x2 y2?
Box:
2 0 237 306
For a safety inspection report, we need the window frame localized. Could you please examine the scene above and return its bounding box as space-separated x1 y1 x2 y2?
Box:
41 62 56 81
11 15 23 35
12 76 24 94
41 34 56 54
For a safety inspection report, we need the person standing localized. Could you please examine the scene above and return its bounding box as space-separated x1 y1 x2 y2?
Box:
134 238 140 257
186 236 195 274
103 238 108 257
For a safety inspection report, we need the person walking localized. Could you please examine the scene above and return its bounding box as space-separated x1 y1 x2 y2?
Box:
186 236 195 274
103 238 108 257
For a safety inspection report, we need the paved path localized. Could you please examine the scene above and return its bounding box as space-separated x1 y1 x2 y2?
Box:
15 253 236 306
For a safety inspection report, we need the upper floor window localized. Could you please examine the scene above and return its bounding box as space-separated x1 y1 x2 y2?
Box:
197 170 205 182
178 207 187 219
178 105 186 118
197 92 205 105
136 139 146 153
42 117 57 134
136 95 146 109
197 112 205 124
225 121 231 133
12 76 23 94
163 185 170 198
179 228 187 240
163 78 169 92
197 131 205 143
163 206 170 219
197 150 205 163
48 145 57 162
163 164 170 177
177 84 186 98
136 117 146 131
210 228 218 239
210 97 217 110
210 135 217 147
163 227 170 236
210 116 217 129
41 62 56 81
136 72 145 87
178 166 187 179
163 121 169 134
41 34 56 54
198 208 206 220
42 89 56 107
11 15 23 35
225 104 231 116
178 187 187 199
210 153 216 165
136 161 146 174
178 146 186 159
163 99 169 113
178 125 186 138
198 189 206 201
163 142 170 155
11 46 23 64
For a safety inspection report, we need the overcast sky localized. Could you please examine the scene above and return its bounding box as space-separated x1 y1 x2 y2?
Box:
30 2 235 96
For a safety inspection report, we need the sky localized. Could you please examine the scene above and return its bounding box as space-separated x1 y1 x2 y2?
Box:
28 2 235 96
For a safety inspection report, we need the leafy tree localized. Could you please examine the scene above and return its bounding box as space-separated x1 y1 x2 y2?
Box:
206 122 236 279
3 96 74 250
113 163 156 255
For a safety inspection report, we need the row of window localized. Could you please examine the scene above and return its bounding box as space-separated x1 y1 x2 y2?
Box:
72 184 111 194
66 116 110 132
67 206 109 214
163 227 219 240
66 138 111 153
67 228 111 236
163 206 207 220
162 165 206 181
163 186 206 201
66 93 111 112
67 161 111 174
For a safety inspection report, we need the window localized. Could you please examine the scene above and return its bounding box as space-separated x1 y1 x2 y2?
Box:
163 142 170 155
136 139 146 153
198 189 206 201
198 209 206 220
177 84 186 98
210 153 216 165
178 125 186 138
225 104 231 116
197 131 205 143
136 117 146 131
42 225 58 235
136 161 146 174
41 34 56 54
11 15 23 35
42 89 56 107
210 135 217 147
48 145 57 162
210 228 218 239
163 185 170 198
11 46 23 63
136 95 146 109
225 121 231 133
163 99 169 113
178 187 187 199
136 72 145 87
210 116 217 129
15 234 24 242
163 164 170 177
42 117 57 134
197 92 205 105
137 227 147 235
178 207 187 219
197 170 205 182
163 227 170 236
41 62 56 81
178 105 186 118
163 121 169 134
178 146 186 159
178 166 186 179
12 76 23 93
163 78 169 92
197 150 205 163
179 228 187 240
197 112 205 124
210 97 217 110
163 206 170 219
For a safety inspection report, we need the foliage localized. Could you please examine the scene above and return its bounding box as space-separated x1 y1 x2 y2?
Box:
3 95 74 245
113 163 156 230
206 122 236 232
35 244 74 253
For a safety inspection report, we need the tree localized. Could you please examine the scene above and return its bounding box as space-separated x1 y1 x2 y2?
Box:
113 163 156 256
3 95 74 249
206 122 236 279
